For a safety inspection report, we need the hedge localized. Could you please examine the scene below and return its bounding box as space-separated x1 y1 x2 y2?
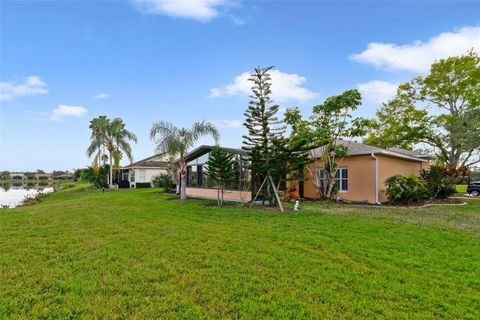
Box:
135 182 151 188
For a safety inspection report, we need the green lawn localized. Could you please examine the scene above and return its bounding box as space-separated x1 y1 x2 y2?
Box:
1 185 479 319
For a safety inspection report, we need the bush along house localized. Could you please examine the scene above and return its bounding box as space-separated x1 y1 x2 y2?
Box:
177 145 253 202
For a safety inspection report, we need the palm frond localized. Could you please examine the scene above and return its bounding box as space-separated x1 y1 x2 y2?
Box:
191 120 220 143
150 120 178 140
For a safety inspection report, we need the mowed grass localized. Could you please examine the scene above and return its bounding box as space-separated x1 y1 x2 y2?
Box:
1 185 479 319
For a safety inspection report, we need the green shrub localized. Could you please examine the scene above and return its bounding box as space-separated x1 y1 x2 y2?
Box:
420 165 456 199
135 182 151 188
152 174 174 192
80 166 108 188
384 174 429 204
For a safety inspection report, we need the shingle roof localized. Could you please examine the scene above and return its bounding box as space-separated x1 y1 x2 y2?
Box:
310 140 429 162
123 153 172 169
386 147 433 159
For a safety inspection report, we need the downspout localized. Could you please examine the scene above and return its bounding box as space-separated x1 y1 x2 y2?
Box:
371 153 380 205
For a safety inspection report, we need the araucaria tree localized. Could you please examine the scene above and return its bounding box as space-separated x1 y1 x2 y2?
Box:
150 120 219 200
87 116 137 187
365 50 480 167
205 146 236 207
242 66 286 208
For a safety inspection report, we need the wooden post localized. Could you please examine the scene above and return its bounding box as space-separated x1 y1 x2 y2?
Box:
250 176 268 208
268 175 284 212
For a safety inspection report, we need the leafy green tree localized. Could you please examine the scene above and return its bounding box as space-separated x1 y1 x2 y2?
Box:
242 66 286 207
25 172 35 180
285 90 365 200
205 146 236 207
150 120 219 200
0 171 10 180
365 50 480 167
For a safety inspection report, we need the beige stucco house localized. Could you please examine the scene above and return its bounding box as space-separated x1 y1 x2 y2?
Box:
179 142 430 204
121 153 172 188
300 141 431 204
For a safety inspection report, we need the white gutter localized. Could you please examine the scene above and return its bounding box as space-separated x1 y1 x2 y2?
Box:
371 153 380 204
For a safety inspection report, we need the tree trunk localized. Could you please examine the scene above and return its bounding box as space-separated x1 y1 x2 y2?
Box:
220 185 224 207
109 150 113 187
180 161 187 200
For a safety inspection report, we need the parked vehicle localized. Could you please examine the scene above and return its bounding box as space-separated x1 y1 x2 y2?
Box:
467 181 480 197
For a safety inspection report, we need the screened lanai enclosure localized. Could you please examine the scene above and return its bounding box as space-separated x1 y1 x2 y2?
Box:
181 146 254 202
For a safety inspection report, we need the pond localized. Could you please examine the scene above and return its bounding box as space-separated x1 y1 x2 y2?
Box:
0 183 54 208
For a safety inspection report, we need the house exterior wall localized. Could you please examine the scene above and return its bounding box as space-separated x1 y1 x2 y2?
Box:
301 154 427 204
303 155 377 203
129 168 168 187
377 155 427 202
186 187 252 202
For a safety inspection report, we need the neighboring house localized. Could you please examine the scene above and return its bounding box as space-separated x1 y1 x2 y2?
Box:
121 153 172 188
301 141 431 204
10 172 26 180
179 145 253 202
34 173 51 180
55 173 74 180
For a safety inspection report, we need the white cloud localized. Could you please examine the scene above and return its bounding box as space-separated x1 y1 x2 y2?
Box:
358 80 398 104
351 26 480 72
0 76 48 101
210 69 318 103
214 119 243 128
50 105 88 121
133 0 227 22
95 93 109 99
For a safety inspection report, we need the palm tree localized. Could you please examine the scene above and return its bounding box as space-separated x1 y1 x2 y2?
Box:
105 118 137 186
150 120 219 200
87 116 137 187
87 116 109 170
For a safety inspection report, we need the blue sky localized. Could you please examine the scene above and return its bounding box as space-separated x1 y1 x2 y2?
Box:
1 0 479 171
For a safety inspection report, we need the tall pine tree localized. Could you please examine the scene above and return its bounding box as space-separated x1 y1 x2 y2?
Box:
243 66 286 205
205 146 236 207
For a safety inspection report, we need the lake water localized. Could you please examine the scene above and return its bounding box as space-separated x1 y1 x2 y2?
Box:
0 183 54 208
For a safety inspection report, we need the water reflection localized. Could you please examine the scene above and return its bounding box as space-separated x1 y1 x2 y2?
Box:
0 183 54 208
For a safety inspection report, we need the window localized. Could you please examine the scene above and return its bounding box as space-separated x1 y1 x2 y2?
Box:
336 168 348 192
130 171 135 182
197 165 203 187
318 167 348 192
187 165 198 187
138 169 146 182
